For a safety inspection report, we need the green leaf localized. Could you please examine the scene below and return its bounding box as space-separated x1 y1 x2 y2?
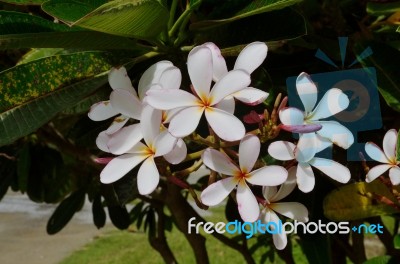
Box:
298 235 331 264
394 234 400 249
92 194 106 229
367 2 400 15
18 49 65 64
397 26 400 33
190 0 302 30
16 144 30 193
323 181 400 221
108 205 130 230
0 51 113 146
73 0 169 39
0 0 45 5
363 255 397 264
46 188 86 234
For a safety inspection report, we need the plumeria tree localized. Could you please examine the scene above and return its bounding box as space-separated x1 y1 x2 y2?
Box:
1 0 400 263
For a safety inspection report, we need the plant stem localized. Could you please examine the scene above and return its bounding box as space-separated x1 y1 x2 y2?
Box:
168 0 179 30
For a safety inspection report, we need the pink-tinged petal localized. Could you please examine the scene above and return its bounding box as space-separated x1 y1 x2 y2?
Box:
140 105 162 147
296 72 318 113
188 46 213 100
105 115 129 135
108 67 136 95
237 182 260 222
163 138 187 164
383 129 398 161
309 88 349 120
110 89 142 120
297 163 315 193
88 101 119 121
137 156 159 195
96 131 111 152
215 97 235 114
168 106 203 138
202 148 239 175
247 165 288 186
314 121 354 149
239 134 260 172
270 166 297 201
205 107 245 141
365 142 390 163
146 89 199 110
389 166 400 185
204 42 228 81
243 110 263 124
268 141 296 161
234 41 268 74
100 153 147 184
201 177 237 206
138 61 173 99
154 130 177 157
295 133 317 163
366 164 391 183
279 107 305 126
309 157 351 183
158 66 182 90
233 87 269 105
209 69 251 105
271 202 309 222
107 124 143 155
262 186 278 201
280 124 322 133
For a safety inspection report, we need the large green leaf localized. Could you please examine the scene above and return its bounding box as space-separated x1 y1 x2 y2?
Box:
0 0 45 5
323 181 400 221
0 52 113 146
190 0 302 30
367 1 400 15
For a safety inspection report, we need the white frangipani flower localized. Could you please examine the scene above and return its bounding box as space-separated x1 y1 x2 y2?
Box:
365 129 400 185
146 45 252 141
201 134 288 222
279 72 354 162
261 167 309 250
268 139 351 192
100 105 177 195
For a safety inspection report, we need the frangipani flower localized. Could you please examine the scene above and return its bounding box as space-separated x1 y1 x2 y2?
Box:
268 139 351 192
261 167 309 250
100 105 177 195
201 134 288 222
146 45 252 141
279 72 354 162
365 129 400 185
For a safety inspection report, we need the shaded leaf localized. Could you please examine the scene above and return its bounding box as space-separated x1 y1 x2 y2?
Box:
0 151 16 201
363 255 397 264
394 234 400 249
298 235 331 264
16 143 30 193
0 0 45 4
108 205 130 229
367 2 400 15
92 194 106 229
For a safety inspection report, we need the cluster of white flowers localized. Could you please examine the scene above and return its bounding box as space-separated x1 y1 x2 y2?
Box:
88 41 400 250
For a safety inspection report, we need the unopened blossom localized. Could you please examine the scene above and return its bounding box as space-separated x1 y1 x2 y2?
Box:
100 105 177 195
279 72 354 162
268 138 351 192
146 45 252 141
261 167 309 250
365 129 400 185
201 134 288 222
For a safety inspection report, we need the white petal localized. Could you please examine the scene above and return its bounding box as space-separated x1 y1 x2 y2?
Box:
314 121 354 149
137 156 159 195
106 115 129 135
209 69 251 105
234 41 268 74
168 106 203 138
163 108 183 124
204 42 228 81
279 107 305 126
126 141 148 154
201 148 239 175
138 61 173 99
314 134 333 153
366 164 391 183
100 153 147 184
140 105 162 147
262 186 278 201
108 66 136 95
163 138 187 164
237 182 260 222
205 107 245 141
383 129 397 161
247 165 288 186
296 72 318 113
110 89 142 120
187 46 213 100
233 87 269 105
146 89 199 110
271 202 309 222
268 141 295 161
154 130 177 157
295 133 317 163
215 97 235 114
270 166 297 201
269 211 288 250
201 177 237 206
365 142 390 163
389 166 400 185
158 66 182 90
96 131 111 152
88 101 118 121
297 163 315 193
309 88 349 120
107 124 143 155
239 134 260 172
309 157 351 183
